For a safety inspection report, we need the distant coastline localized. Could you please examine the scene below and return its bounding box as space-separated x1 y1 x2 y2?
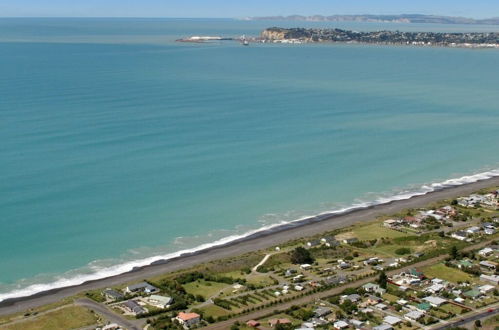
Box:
259 27 499 48
245 14 499 25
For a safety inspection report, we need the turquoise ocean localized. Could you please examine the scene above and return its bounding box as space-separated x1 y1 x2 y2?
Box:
1 18 499 300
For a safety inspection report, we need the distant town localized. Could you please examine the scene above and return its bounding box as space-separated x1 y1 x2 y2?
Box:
260 27 499 48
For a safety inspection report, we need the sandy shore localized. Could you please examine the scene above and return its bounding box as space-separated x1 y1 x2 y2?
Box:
1 176 498 316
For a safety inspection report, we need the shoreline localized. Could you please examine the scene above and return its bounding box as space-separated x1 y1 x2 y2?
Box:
1 173 499 316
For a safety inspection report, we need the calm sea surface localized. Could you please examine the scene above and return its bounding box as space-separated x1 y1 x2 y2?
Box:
1 18 499 299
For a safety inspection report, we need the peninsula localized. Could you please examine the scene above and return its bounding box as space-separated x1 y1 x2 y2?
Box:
261 27 499 47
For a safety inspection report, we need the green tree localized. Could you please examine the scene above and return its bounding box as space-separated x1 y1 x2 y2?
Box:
377 271 388 289
290 247 314 264
450 246 459 259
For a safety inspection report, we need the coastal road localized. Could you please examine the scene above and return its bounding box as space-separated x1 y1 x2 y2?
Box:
202 241 496 330
1 177 499 317
431 303 498 330
76 298 143 330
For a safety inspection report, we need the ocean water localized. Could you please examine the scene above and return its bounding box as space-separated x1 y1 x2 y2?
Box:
1 18 499 300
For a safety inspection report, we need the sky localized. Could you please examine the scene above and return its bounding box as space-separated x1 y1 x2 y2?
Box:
0 0 498 19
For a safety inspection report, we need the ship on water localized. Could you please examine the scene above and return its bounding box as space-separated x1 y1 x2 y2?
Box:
241 35 250 46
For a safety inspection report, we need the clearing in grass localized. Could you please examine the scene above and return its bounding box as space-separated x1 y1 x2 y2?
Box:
3 306 98 330
422 263 476 284
183 280 230 299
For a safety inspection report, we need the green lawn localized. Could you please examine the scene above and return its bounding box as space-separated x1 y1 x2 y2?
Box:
352 223 409 240
382 293 400 303
422 263 475 284
183 280 230 299
440 303 464 315
246 274 275 287
4 306 98 330
198 304 230 318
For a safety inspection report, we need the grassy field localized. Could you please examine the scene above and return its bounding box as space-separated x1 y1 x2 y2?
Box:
351 223 409 240
422 263 476 283
199 304 230 318
440 303 464 315
3 306 98 330
183 280 230 299
246 274 275 287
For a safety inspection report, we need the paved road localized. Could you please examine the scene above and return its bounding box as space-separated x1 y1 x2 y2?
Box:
432 304 498 330
76 298 143 330
202 240 496 330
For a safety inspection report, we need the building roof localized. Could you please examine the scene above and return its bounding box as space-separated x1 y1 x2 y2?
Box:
373 325 393 330
423 296 446 306
383 316 402 325
147 295 173 305
405 310 424 320
123 300 145 314
127 282 158 292
417 302 432 311
177 312 200 321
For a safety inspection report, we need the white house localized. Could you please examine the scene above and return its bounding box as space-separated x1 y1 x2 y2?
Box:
423 296 446 307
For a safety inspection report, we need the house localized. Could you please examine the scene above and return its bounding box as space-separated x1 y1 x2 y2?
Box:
384 219 399 228
293 274 304 282
423 296 446 307
466 226 481 234
480 274 499 284
416 302 432 312
246 320 260 328
269 318 291 327
485 228 496 235
363 257 380 266
294 285 304 291
349 319 365 329
342 294 361 303
122 300 146 315
285 269 297 276
342 237 359 244
175 312 201 328
375 303 388 310
463 289 482 300
366 295 383 305
145 295 173 309
383 316 402 326
124 282 158 294
478 247 494 257
102 324 121 330
451 231 468 241
300 264 312 270
338 261 351 269
397 299 408 306
373 325 393 330
321 236 339 247
314 307 331 318
102 288 124 301
307 239 321 248
333 320 349 329
405 310 425 321
458 259 474 269
479 260 497 270
425 283 445 294
478 284 495 294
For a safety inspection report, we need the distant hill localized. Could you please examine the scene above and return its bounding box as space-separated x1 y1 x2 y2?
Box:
245 14 499 25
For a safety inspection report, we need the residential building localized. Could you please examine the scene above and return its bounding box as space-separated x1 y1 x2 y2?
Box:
175 312 201 328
